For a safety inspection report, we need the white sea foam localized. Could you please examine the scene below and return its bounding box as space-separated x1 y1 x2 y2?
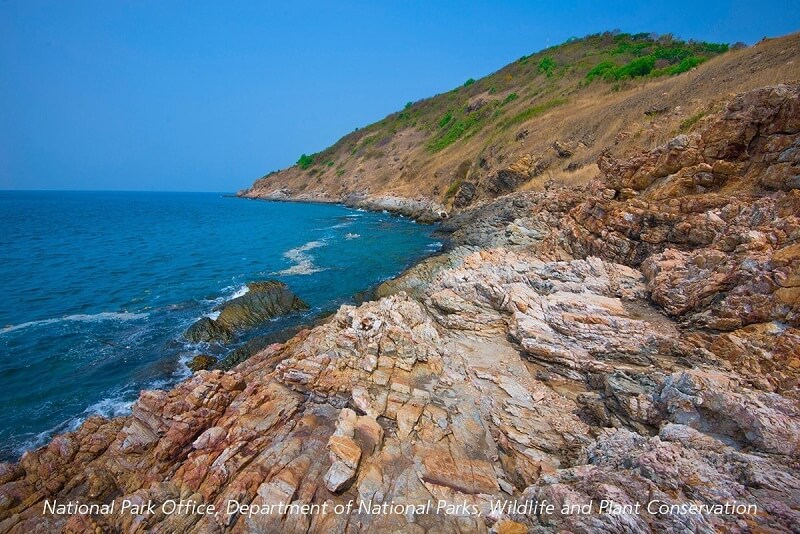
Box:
68 311 148 322
83 395 134 420
345 233 361 239
1 311 149 335
197 284 249 322
13 392 136 458
229 285 250 299
17 363 192 456
277 240 327 275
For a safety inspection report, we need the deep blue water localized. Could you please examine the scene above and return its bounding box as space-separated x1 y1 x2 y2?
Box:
0 191 439 460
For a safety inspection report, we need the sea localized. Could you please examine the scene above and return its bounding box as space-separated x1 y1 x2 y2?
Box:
0 191 440 460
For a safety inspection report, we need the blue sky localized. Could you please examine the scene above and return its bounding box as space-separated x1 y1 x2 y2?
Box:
1 1 798 192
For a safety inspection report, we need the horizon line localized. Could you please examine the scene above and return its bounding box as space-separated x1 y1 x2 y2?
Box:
0 188 237 194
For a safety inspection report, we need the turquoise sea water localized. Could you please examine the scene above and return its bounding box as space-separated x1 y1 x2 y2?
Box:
0 191 439 460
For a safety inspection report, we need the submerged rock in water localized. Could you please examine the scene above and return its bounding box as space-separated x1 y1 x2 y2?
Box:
185 280 308 343
184 317 232 343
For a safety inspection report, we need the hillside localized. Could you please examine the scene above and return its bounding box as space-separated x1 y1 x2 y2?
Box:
241 31 800 219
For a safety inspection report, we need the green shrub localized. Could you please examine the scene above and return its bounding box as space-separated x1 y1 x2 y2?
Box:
438 111 453 128
359 134 379 148
670 55 705 74
297 153 315 169
653 46 693 62
428 113 483 152
613 56 656 79
405 101 413 109
503 98 567 129
612 40 651 56
443 178 463 200
586 61 616 81
587 35 728 84
538 57 556 77
464 78 476 87
502 92 518 105
679 110 706 131
699 42 729 54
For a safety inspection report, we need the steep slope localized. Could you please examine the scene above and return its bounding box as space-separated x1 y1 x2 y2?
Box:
241 31 800 221
2 83 799 533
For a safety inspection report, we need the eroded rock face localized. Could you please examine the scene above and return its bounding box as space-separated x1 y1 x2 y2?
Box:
563 84 799 264
185 280 308 343
2 84 799 533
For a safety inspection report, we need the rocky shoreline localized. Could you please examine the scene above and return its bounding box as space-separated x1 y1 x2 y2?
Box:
238 189 449 224
1 84 798 533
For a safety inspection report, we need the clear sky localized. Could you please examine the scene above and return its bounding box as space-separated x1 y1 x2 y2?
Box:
1 1 798 192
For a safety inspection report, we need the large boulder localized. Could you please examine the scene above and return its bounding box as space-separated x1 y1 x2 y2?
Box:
185 280 308 343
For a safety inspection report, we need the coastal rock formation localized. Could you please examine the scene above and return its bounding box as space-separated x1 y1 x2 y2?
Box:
187 354 218 373
341 194 448 223
560 83 799 265
185 281 308 343
1 84 799 533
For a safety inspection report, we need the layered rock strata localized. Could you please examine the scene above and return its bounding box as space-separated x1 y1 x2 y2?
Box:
185 281 308 343
1 84 798 533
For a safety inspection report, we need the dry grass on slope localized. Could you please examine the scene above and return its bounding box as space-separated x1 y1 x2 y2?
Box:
245 32 800 210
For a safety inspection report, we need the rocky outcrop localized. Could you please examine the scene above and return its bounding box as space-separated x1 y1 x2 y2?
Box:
240 190 449 223
2 84 799 533
557 84 799 336
341 193 448 223
563 84 799 263
482 154 550 197
3 245 798 532
185 281 308 343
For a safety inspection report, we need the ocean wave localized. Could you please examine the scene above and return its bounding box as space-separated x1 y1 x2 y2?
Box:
82 394 134 420
277 240 327 276
10 391 136 458
199 283 249 311
0 311 149 336
327 221 354 229
197 283 250 321
11 359 193 458
229 285 250 299
345 233 360 239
